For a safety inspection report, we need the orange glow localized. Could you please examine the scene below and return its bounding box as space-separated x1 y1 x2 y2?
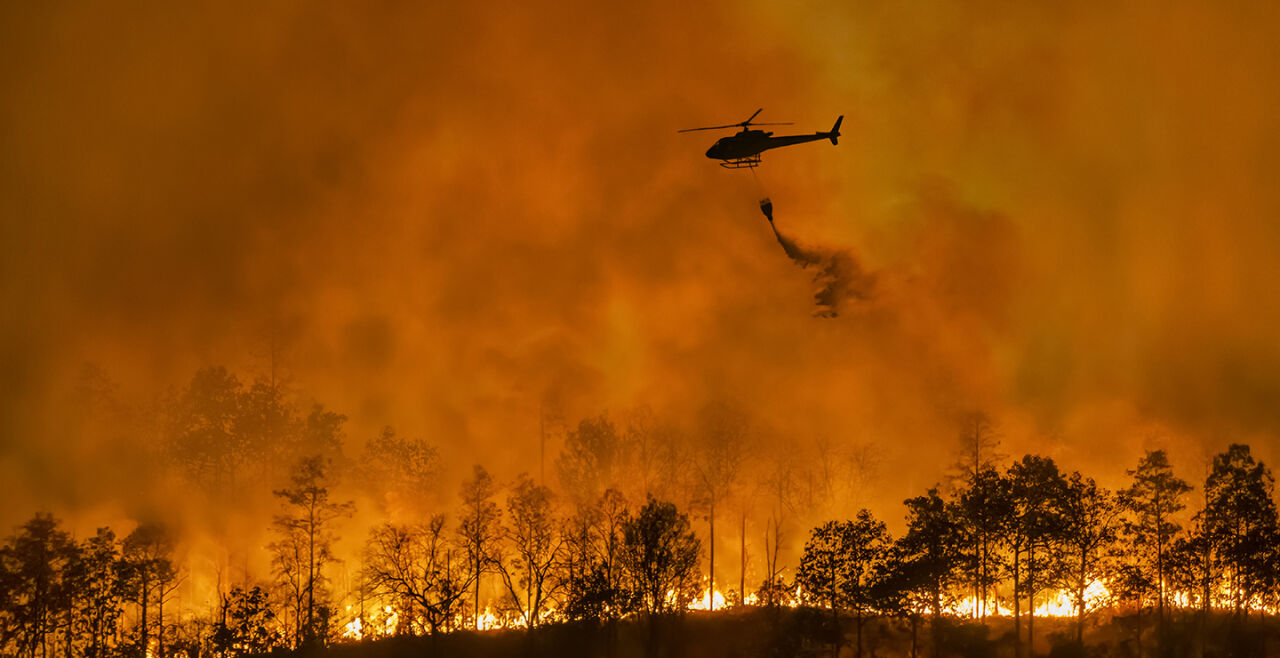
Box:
3 1 1280 654
688 589 728 611
941 581 1111 619
341 605 400 642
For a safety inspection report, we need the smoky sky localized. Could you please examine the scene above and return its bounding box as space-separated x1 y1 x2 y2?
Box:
3 0 1280 535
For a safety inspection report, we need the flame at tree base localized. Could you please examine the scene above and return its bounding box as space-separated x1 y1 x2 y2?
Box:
337 578 1280 641
341 605 399 642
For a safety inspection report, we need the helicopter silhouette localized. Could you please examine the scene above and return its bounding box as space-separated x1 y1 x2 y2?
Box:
680 109 842 168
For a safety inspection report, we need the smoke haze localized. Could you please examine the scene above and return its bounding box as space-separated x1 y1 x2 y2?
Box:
2 0 1280 586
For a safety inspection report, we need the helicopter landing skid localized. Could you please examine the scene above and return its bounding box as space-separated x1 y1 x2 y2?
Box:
719 155 761 169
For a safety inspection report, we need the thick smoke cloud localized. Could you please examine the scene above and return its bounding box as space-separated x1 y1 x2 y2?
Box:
1 0 1279 558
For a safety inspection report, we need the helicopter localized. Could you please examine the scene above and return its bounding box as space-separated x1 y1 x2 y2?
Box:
680 109 842 168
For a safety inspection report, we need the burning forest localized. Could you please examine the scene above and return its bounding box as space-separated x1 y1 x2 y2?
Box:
1 378 1279 658
5 1 1280 657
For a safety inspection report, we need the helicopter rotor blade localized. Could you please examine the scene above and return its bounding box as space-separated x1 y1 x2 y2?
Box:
677 124 741 133
676 109 794 133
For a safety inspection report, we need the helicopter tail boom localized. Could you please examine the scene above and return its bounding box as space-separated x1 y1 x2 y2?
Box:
829 115 843 145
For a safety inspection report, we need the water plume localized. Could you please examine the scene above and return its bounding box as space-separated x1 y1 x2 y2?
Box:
761 199 873 317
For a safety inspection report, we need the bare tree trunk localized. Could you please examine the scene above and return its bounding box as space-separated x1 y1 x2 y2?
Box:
910 613 918 658
831 600 839 658
307 502 316 645
830 565 840 658
157 587 164 658
1028 588 1035 658
1076 548 1087 645
474 498 482 630
1013 547 1022 658
1135 604 1143 658
646 614 659 658
1028 541 1037 656
1156 497 1166 655
980 539 989 620
140 576 150 658
969 427 980 621
474 560 481 629
708 497 715 612
855 607 863 658
931 583 942 658
740 512 746 606
1200 475 1210 658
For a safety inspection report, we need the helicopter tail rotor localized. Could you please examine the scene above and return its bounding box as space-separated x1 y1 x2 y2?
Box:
829 115 843 145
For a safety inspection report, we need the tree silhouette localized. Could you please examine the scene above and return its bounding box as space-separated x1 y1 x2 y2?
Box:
358 426 440 516
796 521 851 658
620 497 701 616
234 376 298 482
456 465 501 630
1008 455 1068 658
560 488 630 629
1202 443 1278 619
557 415 628 505
560 499 599 623
123 523 177 658
270 456 353 647
557 415 635 630
897 489 963 658
0 514 76 658
166 367 245 494
362 516 468 635
948 410 1006 620
620 497 700 658
1119 449 1190 653
957 467 1011 620
168 369 345 500
949 412 1006 489
1167 523 1216 656
296 404 347 471
691 403 746 612
796 511 890 658
211 586 276 657
871 542 934 658
68 528 124 658
494 474 564 629
19 364 1280 658
629 410 689 505
759 449 801 609
1059 472 1119 644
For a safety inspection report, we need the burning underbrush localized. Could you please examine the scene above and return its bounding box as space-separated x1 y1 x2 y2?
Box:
319 605 1280 658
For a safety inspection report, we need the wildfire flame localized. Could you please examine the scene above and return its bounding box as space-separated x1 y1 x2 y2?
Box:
341 605 400 642
688 589 727 611
334 577 1280 647
342 615 363 642
475 607 503 631
943 580 1112 618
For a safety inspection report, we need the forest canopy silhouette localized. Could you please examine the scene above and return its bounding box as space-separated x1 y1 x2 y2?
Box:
2 369 1280 657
